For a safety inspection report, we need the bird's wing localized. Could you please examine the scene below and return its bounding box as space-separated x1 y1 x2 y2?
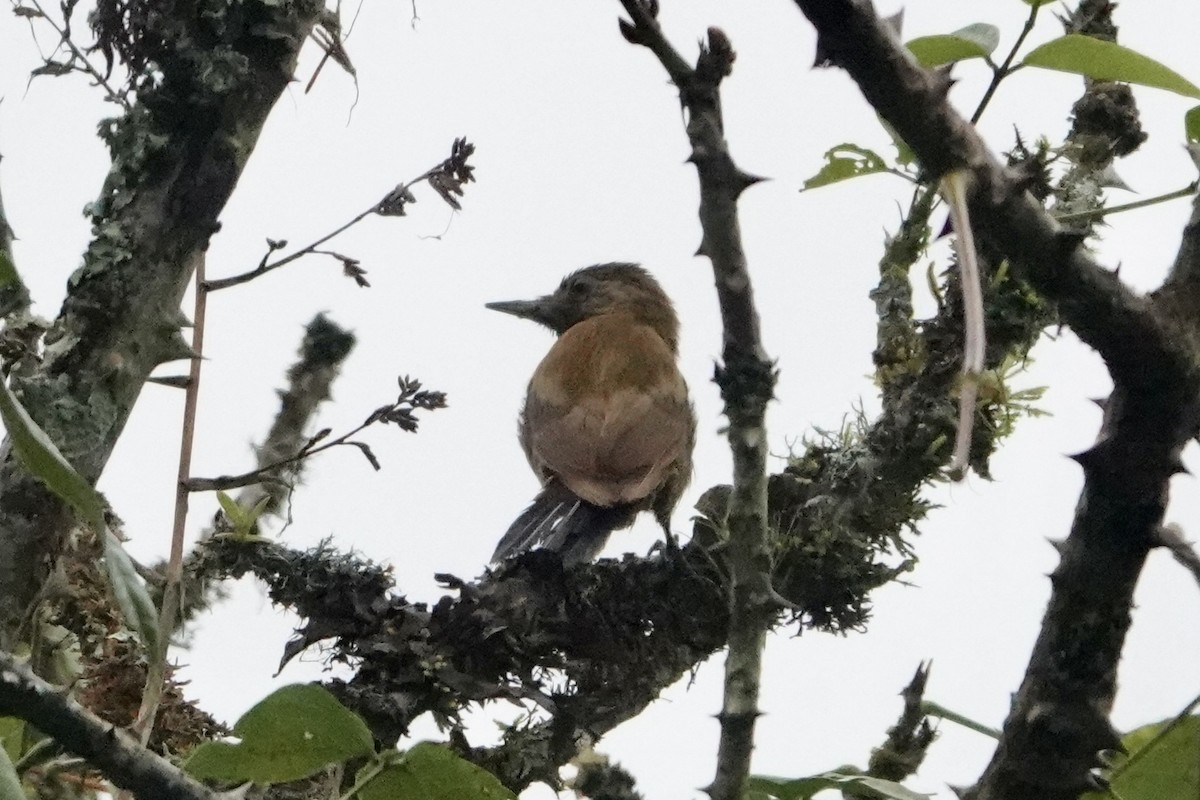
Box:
524 320 691 507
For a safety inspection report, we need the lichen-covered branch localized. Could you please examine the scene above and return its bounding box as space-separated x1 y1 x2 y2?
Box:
0 650 216 800
616 4 775 799
0 0 327 644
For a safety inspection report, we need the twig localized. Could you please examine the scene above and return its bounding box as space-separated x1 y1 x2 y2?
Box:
203 139 475 292
16 0 129 109
0 650 217 800
920 700 1001 740
969 1 1040 125
1053 183 1198 225
203 208 373 292
184 375 445 493
616 5 775 800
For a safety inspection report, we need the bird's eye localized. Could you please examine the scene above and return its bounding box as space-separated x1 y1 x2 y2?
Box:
568 277 591 296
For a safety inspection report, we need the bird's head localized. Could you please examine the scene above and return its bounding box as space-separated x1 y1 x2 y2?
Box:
486 263 680 351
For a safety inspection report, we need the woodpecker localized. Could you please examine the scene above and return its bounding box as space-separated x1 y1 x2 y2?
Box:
487 263 695 564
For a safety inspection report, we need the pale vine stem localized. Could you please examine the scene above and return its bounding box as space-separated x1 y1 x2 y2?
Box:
134 254 208 742
941 171 985 478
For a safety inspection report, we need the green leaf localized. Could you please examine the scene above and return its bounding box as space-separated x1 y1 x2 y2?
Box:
746 770 930 800
358 743 516 800
0 742 22 800
0 718 23 766
0 252 20 292
907 24 1000 68
185 684 374 784
0 380 161 651
1186 105 1200 144
103 532 160 655
802 145 889 191
0 378 105 532
1022 35 1200 99
1081 715 1200 800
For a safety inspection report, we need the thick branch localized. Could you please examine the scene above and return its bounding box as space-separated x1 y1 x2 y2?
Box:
617 5 775 799
0 650 216 800
791 0 1178 392
787 3 1200 799
0 0 326 643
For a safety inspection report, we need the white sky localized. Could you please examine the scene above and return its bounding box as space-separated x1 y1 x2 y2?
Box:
3 1 1200 798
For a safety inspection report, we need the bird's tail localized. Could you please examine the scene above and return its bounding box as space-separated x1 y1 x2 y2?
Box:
491 480 635 565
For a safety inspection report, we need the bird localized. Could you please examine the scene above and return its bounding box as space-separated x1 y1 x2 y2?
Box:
486 263 695 565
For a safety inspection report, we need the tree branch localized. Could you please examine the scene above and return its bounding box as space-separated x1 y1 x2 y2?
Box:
0 0 327 644
616 5 775 799
786 2 1200 798
0 650 216 800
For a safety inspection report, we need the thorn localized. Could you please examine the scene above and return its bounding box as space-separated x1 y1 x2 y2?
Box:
1096 163 1133 192
733 169 769 197
929 66 956 98
1057 229 1088 254
160 331 202 364
685 144 713 164
1046 537 1067 555
1104 725 1128 755
812 34 834 68
884 9 905 36
1089 396 1108 410
1067 445 1103 474
695 238 710 258
947 785 969 799
767 586 800 612
146 375 191 389
1086 769 1110 792
1169 456 1190 476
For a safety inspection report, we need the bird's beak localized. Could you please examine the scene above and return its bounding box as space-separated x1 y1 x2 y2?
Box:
485 298 547 323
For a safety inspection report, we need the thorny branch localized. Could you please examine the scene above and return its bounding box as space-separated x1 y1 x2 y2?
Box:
617 4 775 800
0 650 216 800
789 2 1200 799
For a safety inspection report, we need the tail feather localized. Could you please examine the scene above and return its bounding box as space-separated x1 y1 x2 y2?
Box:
492 481 635 565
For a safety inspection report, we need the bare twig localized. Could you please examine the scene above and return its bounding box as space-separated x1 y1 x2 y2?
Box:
15 0 129 108
616 5 775 800
0 650 217 800
203 139 475 292
184 375 446 493
969 1 1041 124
